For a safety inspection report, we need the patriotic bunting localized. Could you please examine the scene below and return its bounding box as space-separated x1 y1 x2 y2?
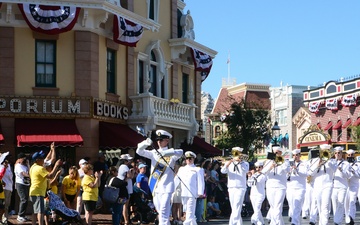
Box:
18 4 80 35
113 15 143 47
309 101 321 113
341 94 357 107
325 98 338 111
190 48 213 82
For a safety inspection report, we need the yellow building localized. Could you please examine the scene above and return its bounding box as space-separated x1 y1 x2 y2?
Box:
0 0 217 163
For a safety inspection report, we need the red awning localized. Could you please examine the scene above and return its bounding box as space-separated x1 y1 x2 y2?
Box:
323 121 333 131
332 120 342 130
99 122 145 149
15 118 83 147
342 119 352 128
191 136 222 156
0 124 4 145
353 117 360 126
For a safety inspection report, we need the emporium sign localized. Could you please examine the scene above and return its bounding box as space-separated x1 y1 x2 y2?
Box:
0 96 91 118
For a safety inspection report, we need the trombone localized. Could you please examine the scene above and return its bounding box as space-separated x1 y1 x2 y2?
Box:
231 148 249 162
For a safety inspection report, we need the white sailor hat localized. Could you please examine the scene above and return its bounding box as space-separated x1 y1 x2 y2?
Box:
254 161 263 167
185 151 196 158
120 154 133 160
272 146 283 153
319 144 331 150
346 149 356 155
292 149 301 155
155 129 172 140
232 147 243 152
333 146 344 152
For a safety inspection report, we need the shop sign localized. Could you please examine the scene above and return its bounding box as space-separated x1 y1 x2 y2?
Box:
94 99 128 120
302 132 326 144
0 96 91 117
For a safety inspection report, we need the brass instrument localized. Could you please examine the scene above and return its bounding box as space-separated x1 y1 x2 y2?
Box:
320 149 333 161
231 149 249 161
306 175 312 183
275 155 284 165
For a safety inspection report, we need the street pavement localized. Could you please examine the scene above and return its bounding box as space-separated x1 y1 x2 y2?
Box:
205 209 360 225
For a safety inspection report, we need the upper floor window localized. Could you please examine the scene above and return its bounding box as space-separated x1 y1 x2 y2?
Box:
148 0 159 22
137 41 168 98
36 40 56 87
182 73 189 103
214 125 221 138
276 109 287 126
106 49 116 94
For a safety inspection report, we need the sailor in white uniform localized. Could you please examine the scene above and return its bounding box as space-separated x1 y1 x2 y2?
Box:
136 129 183 225
308 144 337 225
286 149 307 225
220 147 249 225
344 149 359 225
262 146 290 225
175 151 205 225
331 146 351 225
247 161 267 225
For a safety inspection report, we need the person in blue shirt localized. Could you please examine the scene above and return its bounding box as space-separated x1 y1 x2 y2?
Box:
136 163 150 196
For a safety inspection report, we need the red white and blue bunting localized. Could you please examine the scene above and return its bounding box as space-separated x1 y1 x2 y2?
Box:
341 94 357 107
113 15 143 47
190 48 213 82
325 98 338 111
309 101 321 113
18 4 80 35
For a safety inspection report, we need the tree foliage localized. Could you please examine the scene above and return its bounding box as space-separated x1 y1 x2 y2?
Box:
351 125 360 149
215 97 271 161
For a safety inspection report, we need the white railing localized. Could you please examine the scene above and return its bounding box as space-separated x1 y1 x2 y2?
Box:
129 94 196 126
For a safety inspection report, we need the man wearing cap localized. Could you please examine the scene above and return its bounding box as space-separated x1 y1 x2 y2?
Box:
136 163 150 196
307 144 337 225
76 159 88 214
262 146 290 225
247 161 266 225
136 129 183 225
286 149 307 225
345 149 359 225
331 146 351 225
14 153 30 222
29 151 62 225
175 151 204 225
220 147 249 225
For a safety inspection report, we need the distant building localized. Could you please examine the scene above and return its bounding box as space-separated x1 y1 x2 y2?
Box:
302 76 360 150
270 84 309 151
206 82 271 155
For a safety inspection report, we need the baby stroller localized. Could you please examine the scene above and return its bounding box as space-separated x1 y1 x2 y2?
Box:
47 190 84 225
129 186 158 224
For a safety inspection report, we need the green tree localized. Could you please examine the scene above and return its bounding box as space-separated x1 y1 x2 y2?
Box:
351 125 360 149
215 98 271 161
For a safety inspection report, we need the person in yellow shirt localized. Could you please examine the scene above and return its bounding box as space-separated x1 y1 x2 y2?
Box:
29 151 62 225
81 164 102 225
62 166 80 210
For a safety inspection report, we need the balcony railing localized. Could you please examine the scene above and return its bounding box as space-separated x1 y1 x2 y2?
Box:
128 94 197 130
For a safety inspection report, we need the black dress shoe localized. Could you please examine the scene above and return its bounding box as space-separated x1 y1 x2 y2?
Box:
289 217 292 222
309 222 315 225
302 216 307 219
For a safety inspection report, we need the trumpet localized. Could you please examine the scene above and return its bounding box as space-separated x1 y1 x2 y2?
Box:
232 149 249 161
320 149 333 162
275 155 284 165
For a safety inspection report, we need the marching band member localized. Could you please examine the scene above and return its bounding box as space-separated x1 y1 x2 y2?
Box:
302 155 318 225
308 144 337 225
331 146 351 225
247 161 267 225
220 147 249 225
136 129 183 225
344 149 359 225
286 149 307 225
262 146 290 225
175 151 205 225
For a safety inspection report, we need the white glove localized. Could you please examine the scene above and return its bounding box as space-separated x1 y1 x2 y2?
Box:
137 138 152 149
161 148 175 157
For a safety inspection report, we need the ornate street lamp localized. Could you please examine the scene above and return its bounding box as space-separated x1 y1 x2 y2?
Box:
271 121 281 146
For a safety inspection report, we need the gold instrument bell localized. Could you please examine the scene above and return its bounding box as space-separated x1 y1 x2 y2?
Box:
231 147 249 161
275 155 284 165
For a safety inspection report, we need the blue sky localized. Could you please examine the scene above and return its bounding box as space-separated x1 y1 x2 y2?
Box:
185 1 360 99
